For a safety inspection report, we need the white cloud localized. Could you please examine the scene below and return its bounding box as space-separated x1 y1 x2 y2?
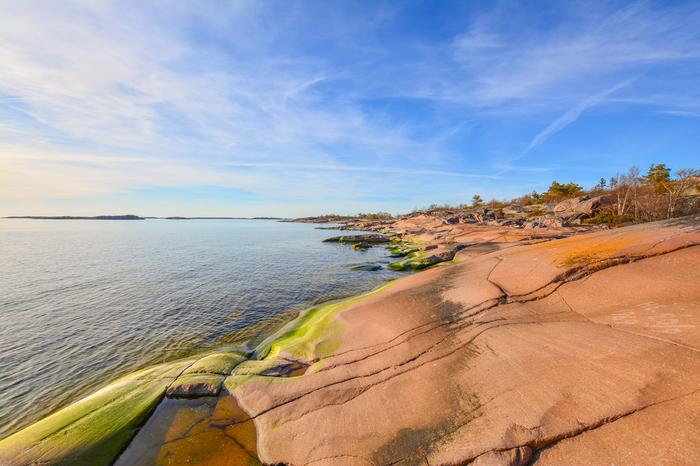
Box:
524 80 632 154
0 1 698 214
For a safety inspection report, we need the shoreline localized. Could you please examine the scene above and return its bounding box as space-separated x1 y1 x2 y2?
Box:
0 220 401 443
1 216 699 464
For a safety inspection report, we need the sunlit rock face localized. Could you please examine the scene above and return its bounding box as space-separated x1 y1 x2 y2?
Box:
2 217 698 465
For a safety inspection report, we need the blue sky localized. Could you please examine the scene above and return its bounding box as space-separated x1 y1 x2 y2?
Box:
1 0 699 216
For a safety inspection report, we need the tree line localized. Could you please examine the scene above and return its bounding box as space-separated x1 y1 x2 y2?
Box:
466 163 698 224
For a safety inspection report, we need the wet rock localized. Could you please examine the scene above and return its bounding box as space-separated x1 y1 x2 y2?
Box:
183 352 246 376
351 263 382 271
388 243 421 257
166 374 225 398
323 234 390 244
390 248 457 271
0 359 194 466
115 395 259 465
259 361 309 377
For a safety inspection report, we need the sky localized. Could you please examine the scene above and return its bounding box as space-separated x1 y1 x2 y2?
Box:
1 0 699 217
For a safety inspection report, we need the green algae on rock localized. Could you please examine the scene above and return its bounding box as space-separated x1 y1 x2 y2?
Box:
322 233 390 244
167 373 226 398
182 351 246 376
389 248 458 271
0 279 401 465
0 359 194 466
254 281 395 365
351 263 382 271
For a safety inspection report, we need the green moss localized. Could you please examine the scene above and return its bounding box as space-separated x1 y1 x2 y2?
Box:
0 359 193 466
389 249 458 271
389 251 428 270
167 373 225 398
233 359 290 376
255 281 395 362
183 352 246 376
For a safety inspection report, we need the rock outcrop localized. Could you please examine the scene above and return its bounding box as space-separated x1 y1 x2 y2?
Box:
323 234 390 244
2 217 698 465
553 194 614 219
234 216 700 465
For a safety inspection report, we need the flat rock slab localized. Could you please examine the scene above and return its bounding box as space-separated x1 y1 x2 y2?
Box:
182 352 246 376
167 374 225 398
115 393 259 465
230 218 700 465
323 234 390 243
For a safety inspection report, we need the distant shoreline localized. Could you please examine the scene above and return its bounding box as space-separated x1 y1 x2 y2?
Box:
4 215 286 220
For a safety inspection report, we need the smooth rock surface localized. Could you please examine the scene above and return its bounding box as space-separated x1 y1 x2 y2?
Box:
230 217 700 465
167 374 225 398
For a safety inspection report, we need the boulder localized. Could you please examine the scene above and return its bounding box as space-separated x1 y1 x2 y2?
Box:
554 195 614 217
502 205 526 216
423 249 457 265
524 216 564 229
351 241 371 250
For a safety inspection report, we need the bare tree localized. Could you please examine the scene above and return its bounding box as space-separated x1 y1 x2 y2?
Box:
612 166 641 219
662 168 700 218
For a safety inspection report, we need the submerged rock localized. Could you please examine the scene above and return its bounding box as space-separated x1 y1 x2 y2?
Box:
115 394 259 465
323 233 389 244
351 263 382 271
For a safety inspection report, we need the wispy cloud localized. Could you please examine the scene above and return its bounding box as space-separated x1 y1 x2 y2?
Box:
0 1 699 215
216 161 513 179
524 80 632 154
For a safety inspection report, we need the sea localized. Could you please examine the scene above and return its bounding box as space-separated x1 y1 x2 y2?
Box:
0 218 400 439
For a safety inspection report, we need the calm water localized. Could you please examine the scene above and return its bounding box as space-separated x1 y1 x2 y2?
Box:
0 219 400 439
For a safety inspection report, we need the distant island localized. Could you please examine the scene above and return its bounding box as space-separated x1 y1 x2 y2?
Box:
4 215 285 220
6 215 144 220
163 216 285 220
